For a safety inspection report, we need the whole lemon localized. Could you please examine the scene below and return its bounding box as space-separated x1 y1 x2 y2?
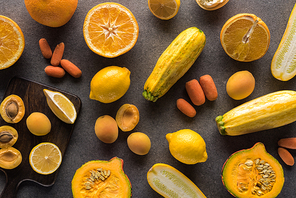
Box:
24 0 78 27
166 129 207 165
90 66 131 103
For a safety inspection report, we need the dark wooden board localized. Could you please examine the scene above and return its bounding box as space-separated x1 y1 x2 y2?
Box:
0 77 81 198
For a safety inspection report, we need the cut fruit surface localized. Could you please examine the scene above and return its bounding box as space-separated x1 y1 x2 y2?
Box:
43 89 77 124
148 0 180 20
147 163 207 198
271 4 296 81
83 2 139 58
220 13 270 62
29 142 62 175
0 15 25 70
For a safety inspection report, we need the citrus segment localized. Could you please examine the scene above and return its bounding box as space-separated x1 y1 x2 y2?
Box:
0 15 25 70
83 3 139 58
29 142 62 175
43 89 77 124
147 163 207 198
148 0 180 20
195 0 229 11
220 13 270 62
271 4 296 81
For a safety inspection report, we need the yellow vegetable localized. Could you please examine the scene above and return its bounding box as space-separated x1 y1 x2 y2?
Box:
271 3 296 81
143 27 206 102
216 90 296 136
147 163 207 198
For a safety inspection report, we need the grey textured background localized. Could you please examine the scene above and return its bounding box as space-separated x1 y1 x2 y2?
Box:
0 0 296 197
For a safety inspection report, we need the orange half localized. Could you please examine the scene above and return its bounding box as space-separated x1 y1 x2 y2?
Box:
220 13 270 62
0 15 25 70
83 3 139 58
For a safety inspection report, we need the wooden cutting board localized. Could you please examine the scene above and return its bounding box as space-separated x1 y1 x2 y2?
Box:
0 77 81 198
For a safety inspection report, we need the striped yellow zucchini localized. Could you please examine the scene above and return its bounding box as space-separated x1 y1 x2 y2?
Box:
143 27 206 102
216 90 296 136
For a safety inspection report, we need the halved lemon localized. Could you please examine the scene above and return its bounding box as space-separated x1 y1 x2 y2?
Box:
43 89 77 124
220 13 270 62
29 142 62 175
83 2 139 58
0 15 25 70
148 0 180 20
271 4 296 81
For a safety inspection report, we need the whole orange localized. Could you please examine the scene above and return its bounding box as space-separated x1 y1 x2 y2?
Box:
24 0 78 27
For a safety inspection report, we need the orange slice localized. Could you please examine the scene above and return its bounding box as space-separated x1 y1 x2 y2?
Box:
83 3 139 58
148 0 180 20
29 142 62 175
220 13 270 62
0 15 25 70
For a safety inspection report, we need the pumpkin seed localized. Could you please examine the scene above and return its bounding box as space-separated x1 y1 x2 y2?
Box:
85 168 111 190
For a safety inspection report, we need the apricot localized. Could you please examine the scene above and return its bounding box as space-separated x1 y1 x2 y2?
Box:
116 104 139 132
127 132 151 155
26 112 51 136
226 70 255 100
0 147 22 169
95 115 118 144
0 125 18 149
0 94 25 123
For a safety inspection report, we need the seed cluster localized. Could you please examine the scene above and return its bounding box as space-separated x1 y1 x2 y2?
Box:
84 168 111 190
237 158 276 196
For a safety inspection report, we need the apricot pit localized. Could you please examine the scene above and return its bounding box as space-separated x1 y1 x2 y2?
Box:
116 104 139 132
0 94 25 123
0 125 18 148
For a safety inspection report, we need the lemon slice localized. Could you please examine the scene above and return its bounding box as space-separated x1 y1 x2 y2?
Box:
148 0 180 20
147 163 207 198
29 142 62 175
271 4 296 81
43 89 77 124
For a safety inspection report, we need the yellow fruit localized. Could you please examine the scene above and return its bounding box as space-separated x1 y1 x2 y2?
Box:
220 13 270 62
147 163 207 198
26 112 51 136
271 4 296 81
148 0 180 20
29 142 62 175
127 132 151 155
196 0 229 11
90 66 131 103
166 129 207 165
95 115 118 144
0 15 25 70
24 0 78 27
43 89 77 124
226 70 255 100
83 2 139 58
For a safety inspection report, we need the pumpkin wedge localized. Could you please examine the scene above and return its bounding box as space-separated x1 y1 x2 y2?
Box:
72 157 131 198
216 90 296 136
222 142 284 198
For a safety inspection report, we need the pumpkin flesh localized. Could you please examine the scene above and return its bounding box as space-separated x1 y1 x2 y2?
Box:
72 157 131 198
222 143 284 198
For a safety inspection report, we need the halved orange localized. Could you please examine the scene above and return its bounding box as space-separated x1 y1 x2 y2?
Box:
83 3 139 58
0 15 25 70
220 13 270 62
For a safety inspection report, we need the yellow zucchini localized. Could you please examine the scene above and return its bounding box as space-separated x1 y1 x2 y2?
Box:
143 27 206 102
216 90 296 136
